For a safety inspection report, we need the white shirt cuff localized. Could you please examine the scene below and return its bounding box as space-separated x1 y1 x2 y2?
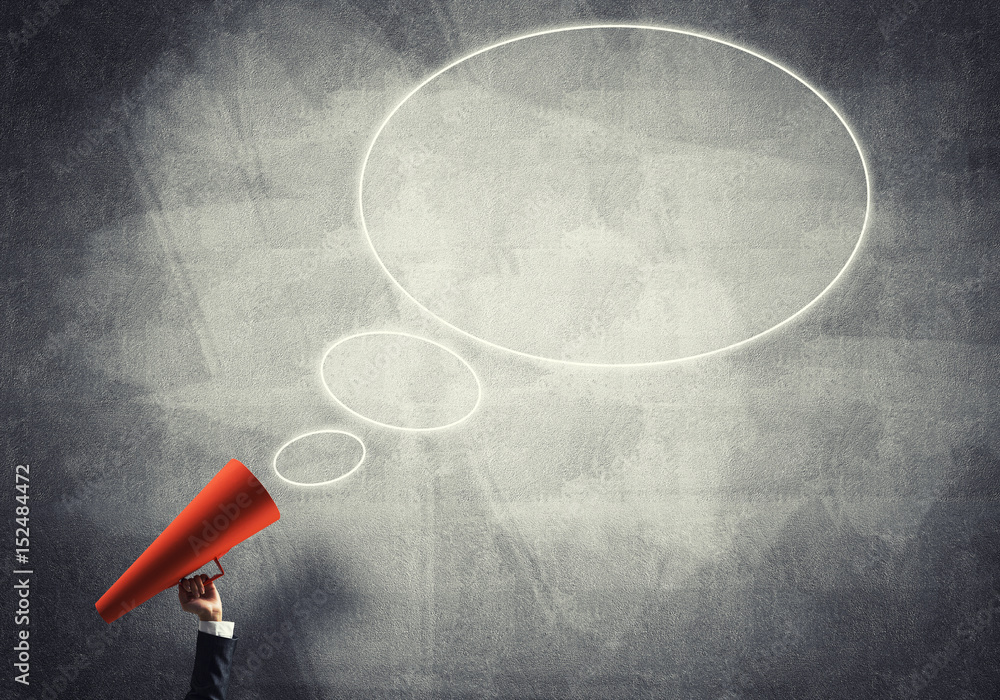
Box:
198 620 235 638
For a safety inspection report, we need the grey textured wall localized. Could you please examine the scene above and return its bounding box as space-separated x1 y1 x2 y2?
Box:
3 1 999 699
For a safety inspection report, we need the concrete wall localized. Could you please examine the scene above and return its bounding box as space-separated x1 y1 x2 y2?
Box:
3 0 999 698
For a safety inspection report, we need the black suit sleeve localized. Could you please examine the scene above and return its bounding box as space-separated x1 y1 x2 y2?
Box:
184 631 237 700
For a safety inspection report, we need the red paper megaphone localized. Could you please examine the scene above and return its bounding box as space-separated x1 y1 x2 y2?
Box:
95 459 280 624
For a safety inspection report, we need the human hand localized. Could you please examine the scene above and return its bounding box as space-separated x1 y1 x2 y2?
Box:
178 574 223 622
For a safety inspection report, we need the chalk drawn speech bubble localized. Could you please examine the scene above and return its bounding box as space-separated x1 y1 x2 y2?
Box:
273 430 367 487
360 25 871 367
321 331 482 432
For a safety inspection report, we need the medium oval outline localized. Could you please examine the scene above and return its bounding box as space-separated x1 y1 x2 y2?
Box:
320 330 484 432
272 429 367 487
359 23 873 367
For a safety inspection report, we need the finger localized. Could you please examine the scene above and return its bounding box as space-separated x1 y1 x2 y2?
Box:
195 578 205 596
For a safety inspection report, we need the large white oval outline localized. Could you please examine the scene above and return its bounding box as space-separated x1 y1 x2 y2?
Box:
320 330 484 432
272 429 367 487
358 23 873 367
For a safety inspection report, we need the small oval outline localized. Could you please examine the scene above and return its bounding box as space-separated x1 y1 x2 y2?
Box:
320 330 484 432
272 429 367 487
359 23 873 367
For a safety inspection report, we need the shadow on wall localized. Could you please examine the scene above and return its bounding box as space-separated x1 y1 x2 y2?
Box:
720 442 1000 700
228 550 358 695
547 439 1000 700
